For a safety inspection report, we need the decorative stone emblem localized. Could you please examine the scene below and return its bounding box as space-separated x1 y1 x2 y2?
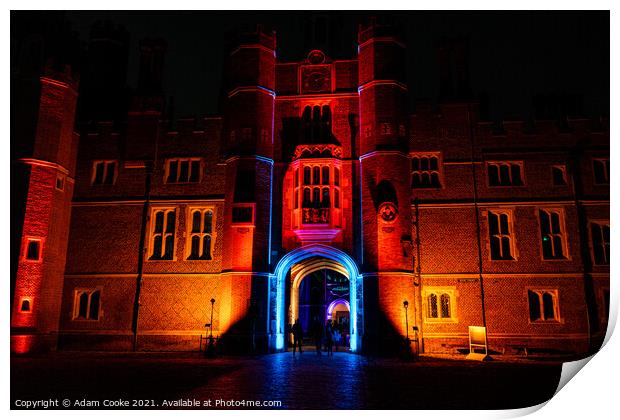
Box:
307 49 326 64
379 202 398 222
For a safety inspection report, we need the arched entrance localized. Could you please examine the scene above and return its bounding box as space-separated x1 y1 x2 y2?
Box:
291 261 351 347
271 244 362 352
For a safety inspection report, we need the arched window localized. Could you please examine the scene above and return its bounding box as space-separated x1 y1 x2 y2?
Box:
412 158 420 172
89 291 100 320
440 294 451 318
78 292 89 318
74 290 101 320
303 167 311 185
150 209 176 260
426 289 454 320
202 235 212 260
313 188 321 206
411 154 442 188
312 166 320 185
322 166 330 185
303 106 312 123
322 105 331 124
430 156 438 171
303 188 311 207
421 157 429 171
192 211 201 233
334 188 340 209
313 106 321 124
428 294 438 318
188 209 214 260
528 289 559 322
204 210 213 234
322 188 330 207
334 167 340 186
528 290 541 321
189 235 200 259
542 292 555 320
412 173 421 188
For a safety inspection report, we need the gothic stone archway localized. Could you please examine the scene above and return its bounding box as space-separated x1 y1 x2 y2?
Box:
270 244 362 352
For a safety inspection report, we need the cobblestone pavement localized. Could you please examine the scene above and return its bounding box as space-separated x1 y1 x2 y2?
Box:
11 350 562 410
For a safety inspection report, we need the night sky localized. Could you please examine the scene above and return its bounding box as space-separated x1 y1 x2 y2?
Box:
62 10 609 121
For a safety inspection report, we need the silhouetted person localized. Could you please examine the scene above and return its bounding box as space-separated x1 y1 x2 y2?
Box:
312 317 323 355
325 320 334 356
292 319 303 355
333 328 341 352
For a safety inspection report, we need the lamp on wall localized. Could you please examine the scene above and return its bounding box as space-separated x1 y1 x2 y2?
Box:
209 298 216 338
403 300 409 341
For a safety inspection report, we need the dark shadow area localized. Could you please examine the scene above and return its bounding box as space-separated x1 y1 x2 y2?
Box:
11 353 243 408
11 352 563 409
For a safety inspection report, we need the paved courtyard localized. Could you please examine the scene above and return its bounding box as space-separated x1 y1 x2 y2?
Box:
11 351 562 410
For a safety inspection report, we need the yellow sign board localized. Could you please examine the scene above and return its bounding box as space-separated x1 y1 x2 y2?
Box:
466 326 490 361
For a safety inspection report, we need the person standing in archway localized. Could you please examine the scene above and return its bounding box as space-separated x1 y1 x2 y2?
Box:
325 320 334 356
292 319 303 355
333 327 341 352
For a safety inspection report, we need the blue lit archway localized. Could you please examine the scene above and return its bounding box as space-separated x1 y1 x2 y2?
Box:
271 244 362 352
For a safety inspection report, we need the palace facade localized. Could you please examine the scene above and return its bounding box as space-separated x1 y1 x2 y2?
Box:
11 20 610 357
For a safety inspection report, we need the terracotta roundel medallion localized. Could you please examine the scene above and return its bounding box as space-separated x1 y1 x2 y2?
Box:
379 202 398 222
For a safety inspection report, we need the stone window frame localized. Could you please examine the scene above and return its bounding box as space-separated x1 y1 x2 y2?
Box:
22 236 44 262
72 288 102 321
527 289 561 324
91 159 118 186
147 206 178 261
163 157 202 184
18 296 33 314
185 206 217 261
410 151 443 189
537 207 570 261
589 219 610 266
592 157 610 185
486 160 525 187
422 287 458 324
485 208 518 261
551 165 568 186
55 173 65 191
